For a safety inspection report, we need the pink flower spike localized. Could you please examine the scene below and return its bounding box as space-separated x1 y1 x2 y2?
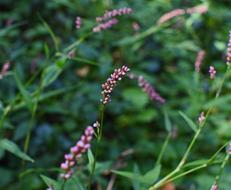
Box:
227 141 231 155
75 16 81 29
226 31 231 66
210 183 218 190
93 18 118 33
0 61 10 79
101 65 130 104
138 76 165 104
195 50 206 72
198 112 205 124
209 66 216 79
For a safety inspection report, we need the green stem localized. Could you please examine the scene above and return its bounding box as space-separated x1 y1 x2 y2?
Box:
87 104 105 190
215 154 230 183
156 133 171 166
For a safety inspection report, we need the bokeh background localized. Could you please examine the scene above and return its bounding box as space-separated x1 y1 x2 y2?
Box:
0 0 231 189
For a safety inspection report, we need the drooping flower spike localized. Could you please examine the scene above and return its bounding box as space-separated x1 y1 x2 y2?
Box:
96 7 133 22
75 17 81 29
93 18 118 33
101 65 130 104
60 121 100 179
209 66 216 79
210 183 218 190
226 31 231 66
198 112 205 124
0 62 10 79
195 50 206 72
138 76 165 104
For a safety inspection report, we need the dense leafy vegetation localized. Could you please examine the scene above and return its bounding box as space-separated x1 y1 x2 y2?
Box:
0 0 230 190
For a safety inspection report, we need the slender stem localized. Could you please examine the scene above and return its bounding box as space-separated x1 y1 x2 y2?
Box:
156 133 171 166
87 104 105 190
215 154 230 183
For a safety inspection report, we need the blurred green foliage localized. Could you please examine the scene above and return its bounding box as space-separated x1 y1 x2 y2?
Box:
0 0 230 189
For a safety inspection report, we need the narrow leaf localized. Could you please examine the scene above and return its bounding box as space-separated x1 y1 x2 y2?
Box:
142 164 161 185
0 139 34 162
179 111 197 132
87 149 95 173
40 175 59 189
14 71 34 112
41 65 62 88
164 109 172 132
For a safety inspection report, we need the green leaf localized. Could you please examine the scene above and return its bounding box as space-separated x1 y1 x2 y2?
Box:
164 109 172 132
41 64 62 88
204 95 231 109
0 139 34 162
142 164 161 185
87 149 95 173
40 175 59 189
179 111 197 132
14 71 34 112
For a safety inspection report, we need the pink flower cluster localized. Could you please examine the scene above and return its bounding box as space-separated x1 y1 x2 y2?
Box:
158 4 208 24
186 4 208 14
0 62 10 79
93 18 118 33
195 50 206 72
96 7 133 22
60 122 100 179
158 9 185 24
227 141 231 155
138 76 165 104
132 22 140 32
198 112 205 124
226 31 231 66
209 66 216 79
75 17 81 29
210 183 218 190
101 65 130 104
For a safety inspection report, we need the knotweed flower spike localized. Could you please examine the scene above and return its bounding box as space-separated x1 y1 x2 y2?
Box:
195 50 206 72
210 183 218 190
158 4 208 24
0 61 10 79
75 17 81 29
198 112 205 124
138 76 165 104
226 31 231 66
101 65 130 104
60 121 100 179
186 4 208 14
93 18 118 33
209 66 216 79
227 141 231 155
158 9 185 24
96 7 133 22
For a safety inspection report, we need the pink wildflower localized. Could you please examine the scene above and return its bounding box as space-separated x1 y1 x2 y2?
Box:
195 50 206 72
101 65 130 104
186 4 208 14
210 183 218 190
93 18 118 32
0 62 10 79
198 112 205 124
138 76 165 104
158 4 208 25
158 9 185 24
209 66 216 79
75 17 81 29
96 7 133 22
132 22 140 32
60 121 100 180
227 141 231 155
226 31 231 66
